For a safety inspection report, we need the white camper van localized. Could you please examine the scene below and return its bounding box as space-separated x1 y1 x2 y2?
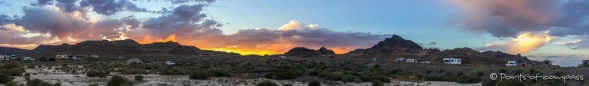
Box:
23 57 34 60
443 58 461 64
506 61 517 66
405 59 416 63
395 58 405 62
56 55 68 59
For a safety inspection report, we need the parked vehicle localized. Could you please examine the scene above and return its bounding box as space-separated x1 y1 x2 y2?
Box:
165 61 176 65
421 60 431 63
443 58 461 64
506 61 517 66
405 59 416 63
395 58 405 62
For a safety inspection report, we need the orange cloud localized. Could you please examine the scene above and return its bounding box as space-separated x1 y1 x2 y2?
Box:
478 32 554 55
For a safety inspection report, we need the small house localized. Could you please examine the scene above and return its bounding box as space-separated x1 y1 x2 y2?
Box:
443 58 461 64
405 59 416 63
395 58 405 62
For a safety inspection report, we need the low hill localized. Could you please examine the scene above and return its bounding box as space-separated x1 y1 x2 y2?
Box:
284 47 335 57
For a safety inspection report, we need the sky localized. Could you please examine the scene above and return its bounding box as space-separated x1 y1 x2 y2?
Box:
0 0 587 66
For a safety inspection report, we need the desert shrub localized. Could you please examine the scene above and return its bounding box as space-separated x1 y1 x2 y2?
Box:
255 80 278 86
359 71 390 82
25 76 31 80
26 78 53 86
425 69 432 74
25 72 31 76
283 84 293 86
0 73 14 83
373 64 380 69
388 69 403 74
264 69 299 79
456 75 481 83
88 84 99 86
134 75 144 81
354 78 362 83
513 69 523 74
189 71 212 80
438 69 444 72
4 81 17 86
54 82 62 86
318 71 329 77
456 72 465 76
209 69 230 77
86 70 109 78
444 72 453 76
372 80 384 86
499 68 507 73
308 80 321 86
325 73 342 80
495 79 525 86
309 71 319 75
477 71 484 76
8 68 24 76
481 78 496 86
554 70 565 76
341 75 357 83
106 75 133 86
424 75 453 81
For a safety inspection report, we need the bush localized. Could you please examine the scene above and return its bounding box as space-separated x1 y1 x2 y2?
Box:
106 75 133 86
495 79 524 86
425 69 432 74
134 75 144 81
341 75 357 83
25 76 31 80
513 69 523 74
8 68 24 76
318 71 329 77
283 84 293 86
4 81 17 86
444 72 453 76
325 73 342 80
308 80 321 86
457 72 465 76
88 84 99 86
25 72 31 76
456 75 481 83
0 73 14 83
477 71 484 76
554 70 565 77
255 80 278 86
86 70 109 78
189 71 211 80
54 82 62 86
26 78 53 86
372 80 384 86
354 78 362 83
309 70 319 75
373 64 380 69
499 68 507 73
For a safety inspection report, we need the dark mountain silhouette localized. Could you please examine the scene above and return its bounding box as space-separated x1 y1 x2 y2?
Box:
284 47 335 57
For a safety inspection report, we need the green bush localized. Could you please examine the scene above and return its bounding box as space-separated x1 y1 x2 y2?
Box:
106 75 133 86
4 81 17 86
318 71 329 77
513 69 523 74
425 69 432 74
255 80 278 86
0 73 14 83
457 72 465 76
477 71 485 76
325 73 342 80
25 72 31 76
88 84 99 86
134 75 144 81
308 80 321 86
354 78 362 83
54 82 62 86
309 71 319 75
8 68 24 76
27 78 53 86
481 78 496 86
341 75 357 83
25 76 31 80
495 79 525 86
372 80 384 86
554 70 565 77
456 75 481 83
264 69 299 79
388 69 403 74
444 72 453 76
86 70 109 78
373 64 380 69
499 68 507 73
189 71 211 80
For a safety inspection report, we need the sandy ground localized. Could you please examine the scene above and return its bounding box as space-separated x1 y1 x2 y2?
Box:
5 69 481 86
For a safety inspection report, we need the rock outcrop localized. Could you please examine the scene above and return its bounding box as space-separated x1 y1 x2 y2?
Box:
284 47 335 57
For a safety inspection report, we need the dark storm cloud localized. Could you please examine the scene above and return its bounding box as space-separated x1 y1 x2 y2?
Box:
80 0 147 15
0 14 14 26
140 4 218 39
548 1 589 37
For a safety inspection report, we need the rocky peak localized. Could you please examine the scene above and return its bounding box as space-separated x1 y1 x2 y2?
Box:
284 47 335 57
318 47 335 55
371 34 423 50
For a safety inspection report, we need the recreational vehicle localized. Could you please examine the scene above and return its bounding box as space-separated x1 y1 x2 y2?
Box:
280 56 287 59
56 55 68 59
395 58 405 62
23 57 34 60
443 58 461 64
582 60 589 67
421 60 431 63
90 55 99 58
166 61 176 65
405 59 416 63
506 61 516 66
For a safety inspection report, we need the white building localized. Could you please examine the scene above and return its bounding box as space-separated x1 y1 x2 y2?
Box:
443 58 461 64
405 59 416 63
506 61 517 66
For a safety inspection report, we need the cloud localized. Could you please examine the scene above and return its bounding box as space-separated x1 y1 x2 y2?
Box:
451 0 556 38
80 0 148 15
555 36 589 49
527 54 589 67
0 0 9 6
474 32 553 54
427 42 436 45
